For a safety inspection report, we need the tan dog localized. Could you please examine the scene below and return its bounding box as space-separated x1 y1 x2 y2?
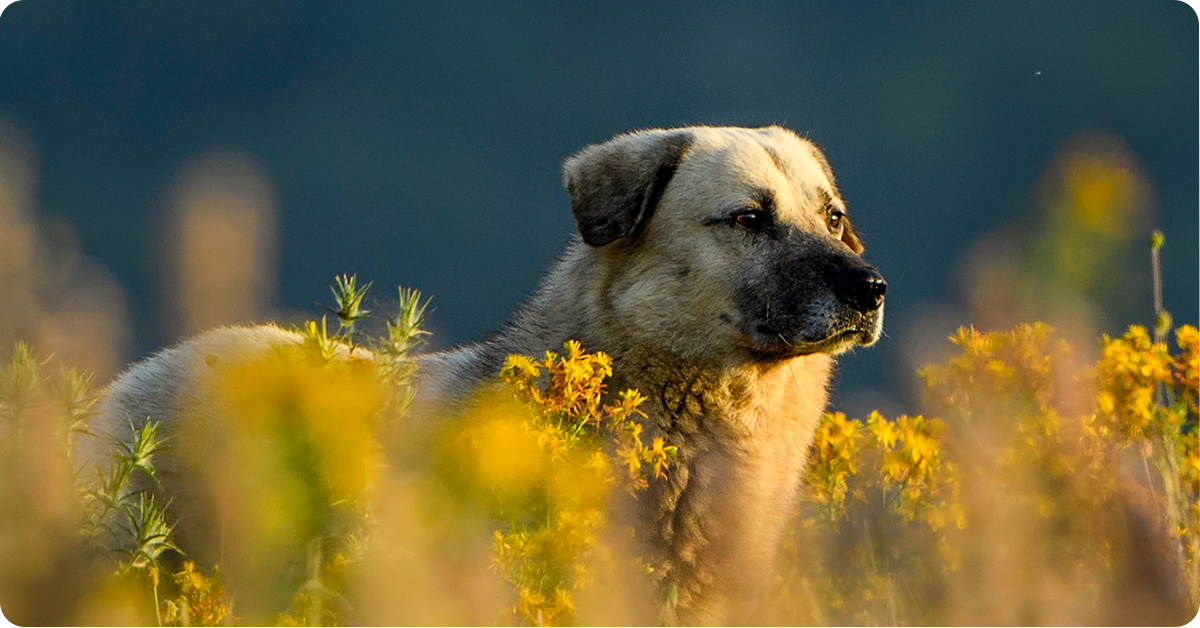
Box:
96 125 886 624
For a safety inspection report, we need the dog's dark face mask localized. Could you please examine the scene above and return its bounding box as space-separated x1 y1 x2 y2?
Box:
732 223 886 359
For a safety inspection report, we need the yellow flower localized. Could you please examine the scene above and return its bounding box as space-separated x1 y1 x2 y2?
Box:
868 412 898 450
646 436 679 480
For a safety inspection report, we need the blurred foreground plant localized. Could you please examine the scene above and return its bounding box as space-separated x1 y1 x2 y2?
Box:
0 341 184 625
778 408 963 625
3 269 1197 626
1095 324 1199 605
775 321 1197 625
439 340 674 626
154 277 675 626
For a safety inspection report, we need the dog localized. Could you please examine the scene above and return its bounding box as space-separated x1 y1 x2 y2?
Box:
93 125 886 624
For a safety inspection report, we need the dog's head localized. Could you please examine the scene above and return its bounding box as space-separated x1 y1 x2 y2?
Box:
564 126 885 363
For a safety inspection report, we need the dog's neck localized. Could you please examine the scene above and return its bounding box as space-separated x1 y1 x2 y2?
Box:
607 345 831 624
418 242 833 623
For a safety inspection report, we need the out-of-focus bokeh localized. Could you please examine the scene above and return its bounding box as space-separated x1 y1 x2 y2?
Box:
0 0 1194 415
162 153 277 337
0 119 129 381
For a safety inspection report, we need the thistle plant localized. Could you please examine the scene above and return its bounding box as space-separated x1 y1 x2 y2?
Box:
58 366 100 454
86 421 168 523
329 274 372 344
382 286 432 360
377 287 432 413
207 275 425 625
73 416 186 626
0 341 46 431
300 316 338 363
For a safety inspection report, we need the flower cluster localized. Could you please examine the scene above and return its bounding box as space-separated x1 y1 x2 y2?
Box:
465 341 674 626
1095 324 1177 438
1095 325 1199 591
777 322 1199 625
802 411 863 522
785 408 963 624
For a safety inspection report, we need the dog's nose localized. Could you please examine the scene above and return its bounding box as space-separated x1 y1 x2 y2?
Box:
838 267 887 313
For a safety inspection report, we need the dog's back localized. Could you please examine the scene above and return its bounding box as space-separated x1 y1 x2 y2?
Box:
83 326 301 470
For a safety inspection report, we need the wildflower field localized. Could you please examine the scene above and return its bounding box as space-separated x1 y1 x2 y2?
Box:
0 266 1196 625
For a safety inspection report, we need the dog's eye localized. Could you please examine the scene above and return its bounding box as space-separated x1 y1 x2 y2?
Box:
827 210 846 236
734 211 764 230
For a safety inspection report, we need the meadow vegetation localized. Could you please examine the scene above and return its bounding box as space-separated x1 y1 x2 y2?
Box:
0 268 1195 625
0 124 1195 625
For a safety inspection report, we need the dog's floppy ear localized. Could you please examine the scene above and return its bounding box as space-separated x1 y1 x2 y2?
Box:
563 129 693 247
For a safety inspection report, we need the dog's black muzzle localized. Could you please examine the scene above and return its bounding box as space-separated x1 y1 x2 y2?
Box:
736 235 886 357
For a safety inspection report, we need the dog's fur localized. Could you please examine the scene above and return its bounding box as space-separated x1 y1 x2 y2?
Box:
93 125 885 624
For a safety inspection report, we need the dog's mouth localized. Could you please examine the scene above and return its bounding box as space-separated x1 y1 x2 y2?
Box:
812 326 865 350
754 325 858 354
749 311 882 358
